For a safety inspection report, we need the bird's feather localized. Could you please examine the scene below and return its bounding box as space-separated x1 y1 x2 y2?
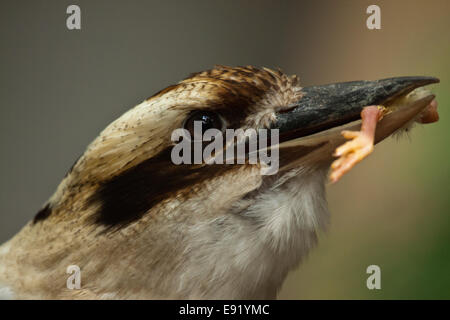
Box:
0 285 14 300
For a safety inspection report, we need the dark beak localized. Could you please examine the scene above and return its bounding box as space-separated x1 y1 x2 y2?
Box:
273 76 439 141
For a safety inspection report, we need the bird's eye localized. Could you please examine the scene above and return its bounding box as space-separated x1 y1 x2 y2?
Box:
184 111 224 139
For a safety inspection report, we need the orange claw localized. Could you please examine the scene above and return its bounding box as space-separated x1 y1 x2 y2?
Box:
329 106 385 183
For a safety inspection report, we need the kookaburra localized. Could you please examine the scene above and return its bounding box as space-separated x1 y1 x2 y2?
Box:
0 66 439 299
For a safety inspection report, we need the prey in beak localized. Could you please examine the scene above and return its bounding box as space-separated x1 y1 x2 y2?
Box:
0 66 441 300
271 76 440 182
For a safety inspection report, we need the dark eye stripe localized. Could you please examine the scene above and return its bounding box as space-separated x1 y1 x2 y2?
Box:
86 147 238 230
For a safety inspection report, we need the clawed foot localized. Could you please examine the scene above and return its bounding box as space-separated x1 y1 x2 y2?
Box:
329 106 385 183
330 130 374 183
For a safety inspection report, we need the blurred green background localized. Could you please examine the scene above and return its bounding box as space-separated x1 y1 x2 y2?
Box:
279 0 450 299
0 0 448 299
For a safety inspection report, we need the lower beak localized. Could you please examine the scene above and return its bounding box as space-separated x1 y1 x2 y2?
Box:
273 76 439 143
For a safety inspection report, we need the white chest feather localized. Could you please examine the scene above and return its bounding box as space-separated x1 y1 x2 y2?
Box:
175 168 330 298
0 285 14 300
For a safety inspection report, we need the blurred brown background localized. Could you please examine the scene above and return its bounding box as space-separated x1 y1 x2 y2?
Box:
0 0 448 299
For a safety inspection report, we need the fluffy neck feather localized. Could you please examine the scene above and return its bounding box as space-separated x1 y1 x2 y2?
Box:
0 167 329 299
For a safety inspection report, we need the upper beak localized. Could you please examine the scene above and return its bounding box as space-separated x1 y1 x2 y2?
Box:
273 76 440 142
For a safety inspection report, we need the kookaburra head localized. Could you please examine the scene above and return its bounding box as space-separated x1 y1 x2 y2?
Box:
0 66 439 299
